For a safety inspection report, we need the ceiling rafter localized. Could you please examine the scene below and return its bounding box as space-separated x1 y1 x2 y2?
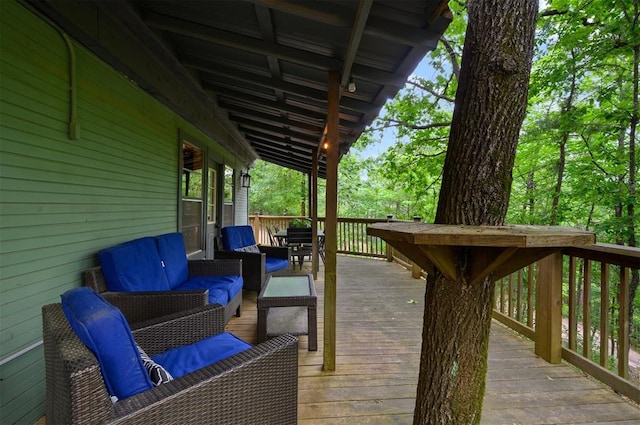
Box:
27 0 452 178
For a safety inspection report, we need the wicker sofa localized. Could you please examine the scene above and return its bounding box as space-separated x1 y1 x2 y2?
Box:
42 289 298 424
215 225 291 292
84 233 243 324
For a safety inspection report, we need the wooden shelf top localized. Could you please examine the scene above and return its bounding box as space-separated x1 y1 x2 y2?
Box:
367 223 596 283
367 223 595 248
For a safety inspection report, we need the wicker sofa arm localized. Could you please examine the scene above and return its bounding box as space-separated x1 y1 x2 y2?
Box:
101 290 209 324
259 245 291 259
214 250 265 267
132 304 226 353
112 334 299 425
188 258 243 276
214 250 266 291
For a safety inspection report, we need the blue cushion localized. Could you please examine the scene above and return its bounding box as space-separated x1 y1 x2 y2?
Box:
265 257 289 274
177 281 228 305
155 233 189 289
99 237 170 292
221 226 256 251
152 332 252 379
174 275 243 305
60 287 152 399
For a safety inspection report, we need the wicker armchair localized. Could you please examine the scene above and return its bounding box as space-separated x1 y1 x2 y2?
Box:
215 225 291 292
42 302 299 425
84 259 243 324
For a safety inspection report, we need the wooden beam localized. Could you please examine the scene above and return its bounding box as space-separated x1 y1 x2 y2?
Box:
340 0 372 89
323 71 339 372
146 12 343 70
311 147 319 279
535 253 563 364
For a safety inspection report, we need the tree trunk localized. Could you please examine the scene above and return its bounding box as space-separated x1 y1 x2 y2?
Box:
550 57 576 226
413 1 538 424
626 9 638 347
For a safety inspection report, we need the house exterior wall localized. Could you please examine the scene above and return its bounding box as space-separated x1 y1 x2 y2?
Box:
0 2 247 423
235 175 250 226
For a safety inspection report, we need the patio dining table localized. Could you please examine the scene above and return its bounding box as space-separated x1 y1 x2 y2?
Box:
273 228 325 246
274 228 325 267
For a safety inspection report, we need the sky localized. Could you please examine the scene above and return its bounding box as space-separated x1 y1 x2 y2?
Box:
355 56 435 159
355 1 551 159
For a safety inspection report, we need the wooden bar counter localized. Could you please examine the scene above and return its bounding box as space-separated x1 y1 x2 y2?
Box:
367 223 595 283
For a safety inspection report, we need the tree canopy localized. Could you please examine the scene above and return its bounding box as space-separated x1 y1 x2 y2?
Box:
248 0 638 246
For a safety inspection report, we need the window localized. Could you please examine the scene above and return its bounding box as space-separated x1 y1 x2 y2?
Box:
181 141 204 255
222 165 234 227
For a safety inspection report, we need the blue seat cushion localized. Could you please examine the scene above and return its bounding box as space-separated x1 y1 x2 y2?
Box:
265 257 289 274
155 233 189 289
99 237 170 292
174 275 243 305
152 332 252 379
221 226 256 251
61 287 152 399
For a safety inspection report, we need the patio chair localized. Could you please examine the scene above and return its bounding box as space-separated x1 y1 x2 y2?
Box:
266 225 278 246
216 225 291 292
286 227 313 269
42 289 298 425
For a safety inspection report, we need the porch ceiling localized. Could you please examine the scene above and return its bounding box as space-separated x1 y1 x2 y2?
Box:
26 0 451 178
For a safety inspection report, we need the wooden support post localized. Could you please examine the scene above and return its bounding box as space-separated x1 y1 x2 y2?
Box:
535 252 563 364
411 216 422 279
323 71 339 371
385 214 393 262
311 148 319 279
253 214 262 244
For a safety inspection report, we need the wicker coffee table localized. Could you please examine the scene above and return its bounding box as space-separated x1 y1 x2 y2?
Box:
257 274 317 351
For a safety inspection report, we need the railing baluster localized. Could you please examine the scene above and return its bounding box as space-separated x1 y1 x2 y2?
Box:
600 262 609 368
583 259 592 360
618 266 630 379
507 273 513 317
568 256 577 351
500 277 506 314
527 264 534 327
516 269 523 322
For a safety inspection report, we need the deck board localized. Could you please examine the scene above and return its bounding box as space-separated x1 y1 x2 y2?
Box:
226 255 640 424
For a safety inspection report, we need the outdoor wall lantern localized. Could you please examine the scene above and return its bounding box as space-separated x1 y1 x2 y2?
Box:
241 171 251 188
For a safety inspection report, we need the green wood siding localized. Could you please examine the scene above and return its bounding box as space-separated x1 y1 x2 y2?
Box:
0 2 243 422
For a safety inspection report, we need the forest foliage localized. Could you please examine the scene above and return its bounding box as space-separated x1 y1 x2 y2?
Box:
251 0 637 251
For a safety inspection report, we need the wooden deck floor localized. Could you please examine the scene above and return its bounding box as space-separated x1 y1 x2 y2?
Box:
226 255 640 424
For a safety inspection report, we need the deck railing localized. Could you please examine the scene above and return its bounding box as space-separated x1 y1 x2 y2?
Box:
249 215 399 258
248 215 640 402
493 244 640 403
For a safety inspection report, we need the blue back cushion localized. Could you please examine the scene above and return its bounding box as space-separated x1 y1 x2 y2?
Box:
221 226 256 251
155 233 189 289
152 332 251 379
99 237 170 292
61 287 152 399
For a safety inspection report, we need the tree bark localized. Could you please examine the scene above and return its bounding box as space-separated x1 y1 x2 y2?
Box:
413 1 538 424
626 2 638 348
550 56 576 225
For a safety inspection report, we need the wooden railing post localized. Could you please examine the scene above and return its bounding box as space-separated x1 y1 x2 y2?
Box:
385 214 394 262
535 252 563 364
411 216 422 279
253 213 263 244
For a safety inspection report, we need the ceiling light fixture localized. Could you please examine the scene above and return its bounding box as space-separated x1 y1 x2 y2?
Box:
348 77 356 93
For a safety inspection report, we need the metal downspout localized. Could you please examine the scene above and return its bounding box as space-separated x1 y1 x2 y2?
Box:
58 31 78 140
